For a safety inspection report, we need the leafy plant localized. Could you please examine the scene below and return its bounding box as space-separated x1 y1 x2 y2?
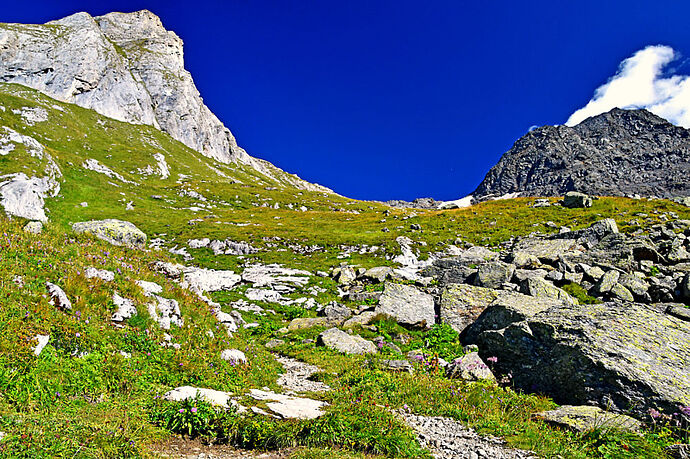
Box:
423 323 464 361
150 396 221 438
562 282 601 305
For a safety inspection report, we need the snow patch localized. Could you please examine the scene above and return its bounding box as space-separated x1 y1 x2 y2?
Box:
437 195 474 209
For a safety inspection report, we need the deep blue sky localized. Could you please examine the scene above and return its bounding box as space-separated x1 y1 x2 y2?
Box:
3 1 690 200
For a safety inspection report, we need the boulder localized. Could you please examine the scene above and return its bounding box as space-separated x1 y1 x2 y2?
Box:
666 305 690 322
510 251 540 268
474 261 515 289
556 218 618 246
532 405 641 433
439 284 499 333
461 291 561 344
593 270 620 295
476 301 690 419
335 266 357 285
423 258 477 286
610 283 634 302
72 219 146 248
343 311 380 329
23 221 43 234
220 349 247 365
317 328 377 355
288 317 334 331
562 191 593 208
362 266 393 282
445 352 496 382
380 359 414 373
321 302 353 322
520 277 575 304
376 282 435 328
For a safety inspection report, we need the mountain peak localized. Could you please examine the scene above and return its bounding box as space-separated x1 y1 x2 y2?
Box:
472 107 690 200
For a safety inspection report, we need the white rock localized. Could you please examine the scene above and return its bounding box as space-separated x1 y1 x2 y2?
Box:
220 349 247 365
23 221 43 234
164 385 234 408
249 389 328 419
242 264 311 288
111 292 137 322
187 238 210 249
46 282 72 310
245 288 286 304
33 334 50 356
0 173 59 222
82 158 135 184
135 279 163 296
85 267 115 282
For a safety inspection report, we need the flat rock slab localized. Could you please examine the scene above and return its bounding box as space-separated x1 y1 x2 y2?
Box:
73 219 146 248
276 356 330 393
512 238 583 263
317 327 377 354
249 389 327 419
533 405 642 433
164 386 235 409
242 264 311 288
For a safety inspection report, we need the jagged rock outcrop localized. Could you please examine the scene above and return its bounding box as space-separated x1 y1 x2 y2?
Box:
473 108 690 200
0 11 328 191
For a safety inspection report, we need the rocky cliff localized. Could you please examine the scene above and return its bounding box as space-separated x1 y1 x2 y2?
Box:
0 10 327 191
472 108 690 200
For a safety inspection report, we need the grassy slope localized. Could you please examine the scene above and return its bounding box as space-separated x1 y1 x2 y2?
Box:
1 83 689 457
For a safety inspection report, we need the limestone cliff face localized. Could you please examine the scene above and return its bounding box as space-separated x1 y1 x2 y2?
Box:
0 11 329 191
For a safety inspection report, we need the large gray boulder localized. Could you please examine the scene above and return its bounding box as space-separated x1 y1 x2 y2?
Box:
519 277 576 305
474 261 515 289
376 282 435 328
476 301 690 419
562 191 593 208
439 284 500 333
72 219 146 248
461 291 562 344
317 328 377 355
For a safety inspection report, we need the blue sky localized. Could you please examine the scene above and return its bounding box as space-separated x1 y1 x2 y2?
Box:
3 1 690 201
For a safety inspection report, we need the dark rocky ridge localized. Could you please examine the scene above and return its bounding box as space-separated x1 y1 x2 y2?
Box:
473 108 690 200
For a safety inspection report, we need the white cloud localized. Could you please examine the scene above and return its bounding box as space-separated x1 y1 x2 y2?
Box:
566 45 690 127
